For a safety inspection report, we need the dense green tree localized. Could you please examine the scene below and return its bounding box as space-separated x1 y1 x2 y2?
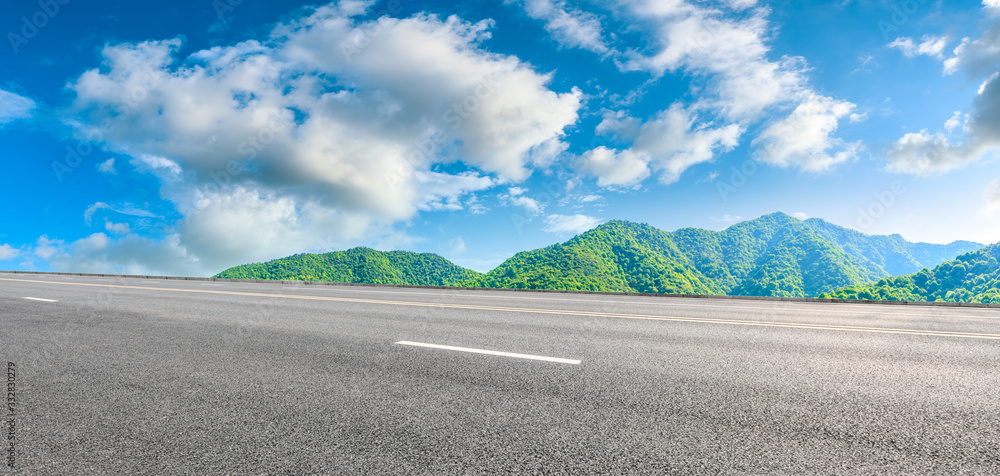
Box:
462 220 722 294
820 243 1000 303
214 247 482 286
214 213 985 300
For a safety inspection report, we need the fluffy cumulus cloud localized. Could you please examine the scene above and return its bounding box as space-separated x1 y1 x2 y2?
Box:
543 214 602 235
578 103 740 186
0 244 19 260
754 94 861 171
505 0 608 53
577 147 650 187
616 0 808 119
889 35 950 59
58 1 582 275
944 21 1000 76
97 158 117 174
889 36 1000 174
984 178 1000 214
0 88 36 124
571 0 857 187
500 187 546 215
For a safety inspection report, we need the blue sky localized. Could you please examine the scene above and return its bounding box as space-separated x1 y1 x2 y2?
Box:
1 0 999 275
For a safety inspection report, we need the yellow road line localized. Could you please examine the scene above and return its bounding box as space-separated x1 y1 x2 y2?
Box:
4 277 1000 340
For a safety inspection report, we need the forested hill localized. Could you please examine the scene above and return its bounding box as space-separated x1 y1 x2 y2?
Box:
802 218 982 277
462 220 723 295
213 247 482 286
465 213 882 297
670 213 878 297
820 243 1000 303
213 213 984 299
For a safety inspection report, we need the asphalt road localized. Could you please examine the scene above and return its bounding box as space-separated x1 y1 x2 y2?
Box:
2 273 1000 474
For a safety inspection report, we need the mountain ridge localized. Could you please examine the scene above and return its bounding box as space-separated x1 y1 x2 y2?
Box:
213 213 986 299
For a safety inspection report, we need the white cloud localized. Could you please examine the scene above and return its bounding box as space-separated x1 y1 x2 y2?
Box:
889 35 950 59
97 158 117 174
792 212 809 220
506 0 609 54
84 202 160 225
618 2 808 120
0 89 36 124
725 0 757 10
38 233 202 276
982 72 1000 94
631 104 742 183
131 155 181 177
985 0 1000 12
710 214 743 225
58 2 582 275
577 147 650 188
944 22 1000 76
984 179 1000 214
500 187 546 215
543 214 602 235
886 73 1000 174
754 94 861 171
596 111 642 141
415 171 496 212
574 0 857 186
888 15 1000 175
885 131 978 175
579 103 740 187
944 111 966 132
449 236 467 254
0 244 19 260
177 188 377 274
105 222 131 235
695 171 719 184
34 236 62 260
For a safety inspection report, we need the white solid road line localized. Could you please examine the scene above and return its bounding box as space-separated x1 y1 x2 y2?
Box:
23 297 58 302
395 341 582 365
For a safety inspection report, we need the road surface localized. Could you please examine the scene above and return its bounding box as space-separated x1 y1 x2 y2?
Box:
1 272 999 474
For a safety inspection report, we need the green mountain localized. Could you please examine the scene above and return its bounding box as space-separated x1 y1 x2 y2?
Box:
462 220 722 294
466 213 915 297
671 213 880 297
820 243 1000 303
213 247 482 286
803 218 982 278
213 213 983 299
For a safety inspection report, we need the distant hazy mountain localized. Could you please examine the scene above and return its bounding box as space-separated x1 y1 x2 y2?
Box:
214 213 985 298
803 218 983 278
821 243 1000 303
213 247 482 286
